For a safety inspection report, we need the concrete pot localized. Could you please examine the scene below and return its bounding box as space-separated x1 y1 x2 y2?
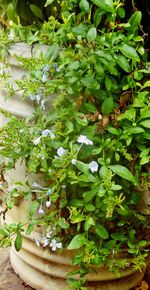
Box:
2 160 147 290
0 42 148 290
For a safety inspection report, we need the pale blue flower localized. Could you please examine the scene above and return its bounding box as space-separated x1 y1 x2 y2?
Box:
33 136 41 145
89 161 98 173
42 238 49 247
50 239 62 251
32 183 43 188
56 67 61 72
47 188 52 195
42 129 51 137
77 135 93 145
43 65 49 73
42 129 55 139
57 147 66 157
38 206 45 214
42 74 47 83
71 159 77 165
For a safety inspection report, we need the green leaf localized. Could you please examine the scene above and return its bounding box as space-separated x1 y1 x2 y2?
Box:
87 27 97 42
128 11 142 33
30 4 44 20
94 8 105 27
117 7 125 18
79 0 89 11
29 201 39 217
84 204 95 211
105 76 112 91
67 234 86 250
120 44 140 62
91 0 113 12
128 127 145 134
84 217 95 231
140 120 150 129
107 127 120 135
14 233 22 252
95 62 104 76
58 218 69 229
45 44 59 61
111 184 122 191
95 224 109 239
116 54 131 73
140 155 150 165
111 233 127 242
74 160 89 173
102 97 114 115
119 108 136 121
83 190 96 202
71 214 85 223
109 165 135 183
7 3 17 22
44 0 55 7
81 75 100 90
142 80 150 89
26 223 35 235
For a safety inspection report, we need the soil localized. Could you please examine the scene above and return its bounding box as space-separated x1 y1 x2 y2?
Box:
0 248 149 290
0 248 32 290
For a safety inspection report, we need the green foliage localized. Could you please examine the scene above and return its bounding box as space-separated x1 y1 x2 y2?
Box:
0 0 150 288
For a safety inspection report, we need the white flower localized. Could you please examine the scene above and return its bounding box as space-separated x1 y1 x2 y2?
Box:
50 239 62 251
41 99 45 110
46 231 52 239
33 136 41 145
8 31 15 40
38 206 45 214
57 147 66 157
36 95 41 103
35 239 40 247
9 20 13 26
71 159 77 165
98 114 103 120
89 161 99 173
77 135 93 145
46 200 51 207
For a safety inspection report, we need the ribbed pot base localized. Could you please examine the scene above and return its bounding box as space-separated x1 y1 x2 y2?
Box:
10 247 145 290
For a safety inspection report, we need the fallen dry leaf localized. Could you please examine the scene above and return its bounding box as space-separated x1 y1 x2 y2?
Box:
135 281 149 290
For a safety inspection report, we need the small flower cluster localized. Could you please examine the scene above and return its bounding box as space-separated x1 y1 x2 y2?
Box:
33 129 55 145
41 64 61 83
35 232 62 251
29 94 45 110
32 183 53 214
72 135 98 173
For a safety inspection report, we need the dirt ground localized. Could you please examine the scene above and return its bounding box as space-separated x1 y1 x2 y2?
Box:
0 248 149 290
0 248 32 290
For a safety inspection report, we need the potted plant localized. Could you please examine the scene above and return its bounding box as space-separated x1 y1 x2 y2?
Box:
0 0 150 289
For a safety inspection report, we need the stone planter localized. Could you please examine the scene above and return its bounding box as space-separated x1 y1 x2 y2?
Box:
0 157 147 290
0 42 149 290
